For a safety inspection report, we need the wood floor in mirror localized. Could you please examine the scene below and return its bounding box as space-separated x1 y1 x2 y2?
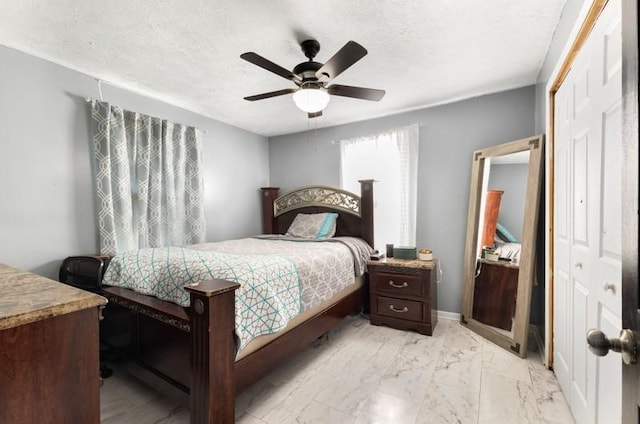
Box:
100 315 574 423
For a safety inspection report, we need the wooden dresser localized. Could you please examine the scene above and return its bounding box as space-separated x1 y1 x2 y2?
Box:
472 260 519 331
0 263 107 424
368 258 437 335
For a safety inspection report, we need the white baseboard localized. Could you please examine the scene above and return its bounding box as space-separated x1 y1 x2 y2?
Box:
437 310 461 321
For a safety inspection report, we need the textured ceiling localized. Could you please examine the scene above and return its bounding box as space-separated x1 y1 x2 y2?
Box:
0 0 566 137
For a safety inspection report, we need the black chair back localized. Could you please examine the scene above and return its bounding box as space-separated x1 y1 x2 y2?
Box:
59 256 106 291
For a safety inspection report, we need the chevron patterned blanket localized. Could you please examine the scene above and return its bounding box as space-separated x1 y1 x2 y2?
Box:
103 247 301 350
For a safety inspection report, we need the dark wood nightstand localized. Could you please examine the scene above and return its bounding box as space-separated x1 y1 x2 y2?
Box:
368 258 438 335
472 260 518 331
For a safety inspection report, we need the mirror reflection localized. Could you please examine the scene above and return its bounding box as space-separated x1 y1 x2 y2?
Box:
473 151 530 337
461 135 544 357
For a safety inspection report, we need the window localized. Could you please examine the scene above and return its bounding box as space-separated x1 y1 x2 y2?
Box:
339 125 419 250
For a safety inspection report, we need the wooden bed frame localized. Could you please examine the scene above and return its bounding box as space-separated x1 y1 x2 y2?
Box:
98 180 374 423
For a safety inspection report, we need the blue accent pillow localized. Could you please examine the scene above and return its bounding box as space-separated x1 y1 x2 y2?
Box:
316 213 339 238
496 223 518 243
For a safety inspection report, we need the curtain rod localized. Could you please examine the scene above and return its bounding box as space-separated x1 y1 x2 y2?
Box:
85 78 104 103
84 95 208 134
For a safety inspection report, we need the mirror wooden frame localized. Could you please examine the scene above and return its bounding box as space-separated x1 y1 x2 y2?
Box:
461 135 544 357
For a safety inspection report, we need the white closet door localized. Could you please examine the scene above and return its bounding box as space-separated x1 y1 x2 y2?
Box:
590 2 623 422
553 0 622 422
553 66 573 409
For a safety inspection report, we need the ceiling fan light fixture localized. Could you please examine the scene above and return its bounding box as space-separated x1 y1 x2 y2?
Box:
292 88 330 113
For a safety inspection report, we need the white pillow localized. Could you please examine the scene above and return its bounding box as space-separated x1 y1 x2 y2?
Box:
285 213 339 239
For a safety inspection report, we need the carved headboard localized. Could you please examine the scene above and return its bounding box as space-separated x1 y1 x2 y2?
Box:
261 180 374 248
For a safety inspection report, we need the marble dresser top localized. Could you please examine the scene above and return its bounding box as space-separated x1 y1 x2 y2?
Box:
367 257 436 270
0 263 107 331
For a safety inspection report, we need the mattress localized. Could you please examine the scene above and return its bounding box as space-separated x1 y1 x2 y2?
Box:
102 236 371 351
236 276 363 360
494 241 522 263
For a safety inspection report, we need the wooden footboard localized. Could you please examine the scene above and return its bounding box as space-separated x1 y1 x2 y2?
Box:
185 280 240 423
100 281 362 423
100 280 240 423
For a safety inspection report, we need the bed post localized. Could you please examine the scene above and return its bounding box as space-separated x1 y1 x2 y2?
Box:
261 187 280 234
185 279 240 424
359 179 374 248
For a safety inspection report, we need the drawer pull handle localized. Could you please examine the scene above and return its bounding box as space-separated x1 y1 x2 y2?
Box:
389 280 408 288
389 305 409 313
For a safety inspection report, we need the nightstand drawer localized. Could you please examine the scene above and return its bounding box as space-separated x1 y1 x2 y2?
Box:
372 272 423 297
375 296 424 322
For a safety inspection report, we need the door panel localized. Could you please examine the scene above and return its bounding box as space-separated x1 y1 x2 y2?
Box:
603 17 622 83
571 279 590 419
555 268 571 379
597 100 623 317
599 102 622 262
596 305 622 423
572 132 589 247
600 102 622 261
573 67 591 119
556 146 569 240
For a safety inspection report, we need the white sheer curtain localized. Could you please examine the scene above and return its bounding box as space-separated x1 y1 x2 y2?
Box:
91 101 206 255
340 124 419 250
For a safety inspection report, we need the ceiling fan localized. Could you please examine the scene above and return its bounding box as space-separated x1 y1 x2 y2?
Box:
240 39 385 118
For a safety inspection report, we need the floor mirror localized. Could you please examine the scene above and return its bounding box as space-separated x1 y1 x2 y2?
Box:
461 135 544 357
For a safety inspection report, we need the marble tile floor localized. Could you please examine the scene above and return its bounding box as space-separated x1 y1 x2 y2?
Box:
100 316 575 424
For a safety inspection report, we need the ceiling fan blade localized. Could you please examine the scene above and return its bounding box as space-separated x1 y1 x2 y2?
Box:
308 111 322 119
241 52 300 81
244 88 297 101
327 84 385 101
315 41 367 82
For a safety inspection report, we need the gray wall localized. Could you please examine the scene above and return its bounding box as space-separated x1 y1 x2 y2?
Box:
0 45 269 279
269 86 536 313
535 0 588 133
488 164 529 241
